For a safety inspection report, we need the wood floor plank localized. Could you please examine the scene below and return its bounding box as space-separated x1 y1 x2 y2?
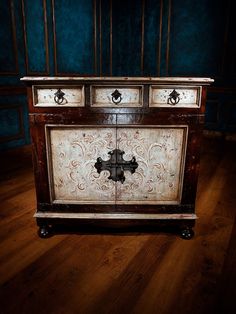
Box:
215 216 236 314
0 139 235 314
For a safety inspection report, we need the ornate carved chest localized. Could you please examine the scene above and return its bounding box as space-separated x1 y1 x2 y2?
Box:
22 77 213 238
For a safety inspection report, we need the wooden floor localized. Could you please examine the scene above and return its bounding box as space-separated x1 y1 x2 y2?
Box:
0 138 236 314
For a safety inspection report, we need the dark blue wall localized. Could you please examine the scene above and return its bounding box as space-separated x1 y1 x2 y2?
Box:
0 0 235 151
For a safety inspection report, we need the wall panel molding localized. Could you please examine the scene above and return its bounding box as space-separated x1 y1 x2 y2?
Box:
21 0 49 75
51 0 97 76
0 86 26 95
99 0 102 75
167 0 229 78
221 0 231 76
205 100 221 129
98 0 111 76
227 101 236 128
94 0 97 74
140 0 145 74
208 86 236 93
111 0 143 76
165 0 171 75
0 0 18 75
157 0 163 76
142 0 163 76
109 0 112 75
0 104 24 143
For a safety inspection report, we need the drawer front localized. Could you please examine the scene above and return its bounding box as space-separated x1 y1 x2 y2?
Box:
149 85 201 108
33 85 85 107
91 85 143 107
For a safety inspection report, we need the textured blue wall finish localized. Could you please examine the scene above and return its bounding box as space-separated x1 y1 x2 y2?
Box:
22 0 49 74
112 0 143 76
0 94 29 151
0 1 18 74
168 0 228 77
0 0 235 150
53 0 95 74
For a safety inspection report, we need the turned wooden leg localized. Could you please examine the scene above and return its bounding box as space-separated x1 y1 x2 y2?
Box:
180 227 194 240
38 225 51 238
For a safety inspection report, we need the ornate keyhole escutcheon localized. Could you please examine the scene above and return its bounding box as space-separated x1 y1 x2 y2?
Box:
111 89 122 105
54 88 66 105
94 149 138 183
167 89 180 105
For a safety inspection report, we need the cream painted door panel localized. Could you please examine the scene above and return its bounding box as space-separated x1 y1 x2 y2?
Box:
47 127 116 204
90 85 143 107
116 127 187 204
46 125 187 205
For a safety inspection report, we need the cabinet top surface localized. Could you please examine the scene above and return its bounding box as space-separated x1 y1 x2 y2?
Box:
21 76 214 85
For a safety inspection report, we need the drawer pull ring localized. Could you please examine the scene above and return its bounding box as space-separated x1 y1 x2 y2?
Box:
167 89 180 105
54 88 65 105
95 149 138 184
111 89 122 104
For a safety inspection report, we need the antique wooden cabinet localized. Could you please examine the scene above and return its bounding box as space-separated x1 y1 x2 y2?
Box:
22 77 213 239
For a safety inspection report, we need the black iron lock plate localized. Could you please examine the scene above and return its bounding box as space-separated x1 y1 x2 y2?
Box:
94 149 138 184
167 89 180 105
111 89 122 104
54 88 65 104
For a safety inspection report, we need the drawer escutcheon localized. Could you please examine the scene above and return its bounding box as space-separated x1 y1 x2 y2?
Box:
111 89 122 104
167 89 180 105
54 88 66 105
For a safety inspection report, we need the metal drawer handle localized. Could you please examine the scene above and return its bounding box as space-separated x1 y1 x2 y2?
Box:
167 89 180 105
111 89 122 105
94 149 138 184
54 88 65 105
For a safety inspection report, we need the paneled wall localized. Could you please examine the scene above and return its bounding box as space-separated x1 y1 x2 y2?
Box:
0 0 235 150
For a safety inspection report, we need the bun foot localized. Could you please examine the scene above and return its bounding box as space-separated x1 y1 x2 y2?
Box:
38 225 51 238
180 227 194 240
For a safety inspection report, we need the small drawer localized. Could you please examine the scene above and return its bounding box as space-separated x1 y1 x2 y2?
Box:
32 85 85 107
149 85 201 108
90 85 143 107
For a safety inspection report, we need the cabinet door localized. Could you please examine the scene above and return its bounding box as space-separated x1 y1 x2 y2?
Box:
46 126 116 204
46 125 187 206
116 126 188 204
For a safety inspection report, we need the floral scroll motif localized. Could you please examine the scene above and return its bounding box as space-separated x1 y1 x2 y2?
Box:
116 128 185 203
49 128 116 203
49 127 186 204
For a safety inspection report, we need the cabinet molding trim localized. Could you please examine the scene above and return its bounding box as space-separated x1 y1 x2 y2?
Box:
34 212 197 220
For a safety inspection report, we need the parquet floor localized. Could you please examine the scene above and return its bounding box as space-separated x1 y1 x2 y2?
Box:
0 138 236 314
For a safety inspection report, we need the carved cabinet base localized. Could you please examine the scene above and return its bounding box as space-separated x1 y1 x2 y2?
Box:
22 76 213 239
36 217 195 239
